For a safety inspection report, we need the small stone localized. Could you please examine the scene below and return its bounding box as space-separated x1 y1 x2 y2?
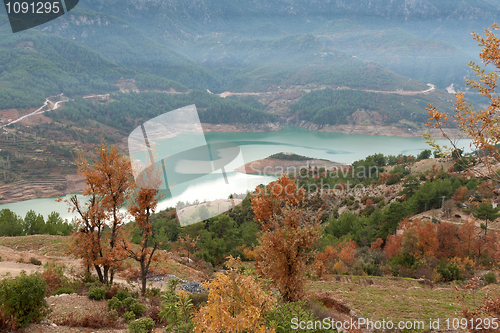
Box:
51 323 57 327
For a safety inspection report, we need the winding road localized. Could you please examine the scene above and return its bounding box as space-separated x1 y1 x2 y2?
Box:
1 82 436 128
1 93 109 128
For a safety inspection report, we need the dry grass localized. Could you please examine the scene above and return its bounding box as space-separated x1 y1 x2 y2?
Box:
307 275 490 324
0 235 70 256
54 311 117 329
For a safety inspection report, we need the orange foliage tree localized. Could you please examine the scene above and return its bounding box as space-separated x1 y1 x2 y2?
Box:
370 238 383 251
436 222 461 259
193 256 276 333
338 239 358 267
313 245 338 279
412 219 438 259
384 233 403 259
459 220 479 259
251 174 321 302
425 23 500 194
453 186 469 202
177 235 200 261
65 142 133 284
123 164 166 295
255 205 322 302
251 174 305 227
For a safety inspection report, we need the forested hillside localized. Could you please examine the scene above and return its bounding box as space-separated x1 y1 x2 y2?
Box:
0 32 127 109
37 8 223 92
47 91 278 133
290 88 455 126
0 32 188 110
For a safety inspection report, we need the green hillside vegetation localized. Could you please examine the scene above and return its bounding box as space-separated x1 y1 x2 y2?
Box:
0 209 74 237
290 88 455 126
269 152 312 161
0 32 129 109
47 90 278 133
37 7 223 92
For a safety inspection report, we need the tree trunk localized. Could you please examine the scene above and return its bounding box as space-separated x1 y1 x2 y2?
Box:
103 266 109 285
141 260 147 296
94 264 104 283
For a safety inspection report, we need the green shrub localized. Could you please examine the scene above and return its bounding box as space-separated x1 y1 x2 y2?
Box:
129 302 146 317
52 287 76 296
29 257 42 266
437 261 464 282
0 271 51 328
160 279 193 333
266 301 321 333
108 296 123 310
88 286 106 301
484 272 497 285
116 289 129 301
107 309 119 322
353 248 386 276
189 291 209 308
123 311 135 322
128 317 155 333
146 287 161 297
123 297 146 317
123 297 136 309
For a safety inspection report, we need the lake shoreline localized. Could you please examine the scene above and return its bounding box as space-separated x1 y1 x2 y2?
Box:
202 122 462 138
0 126 468 207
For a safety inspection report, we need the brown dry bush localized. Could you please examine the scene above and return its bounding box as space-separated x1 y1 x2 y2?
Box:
54 311 117 329
147 304 162 326
0 309 17 331
41 269 62 295
105 284 119 300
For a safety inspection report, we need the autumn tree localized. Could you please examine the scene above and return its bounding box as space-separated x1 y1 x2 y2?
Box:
453 186 469 202
193 256 276 333
459 219 479 259
251 174 305 226
426 23 500 195
413 219 438 259
370 238 383 251
337 239 358 267
255 205 322 302
177 235 200 261
251 175 320 302
65 142 133 284
436 222 461 259
383 233 403 259
123 163 166 295
313 245 338 279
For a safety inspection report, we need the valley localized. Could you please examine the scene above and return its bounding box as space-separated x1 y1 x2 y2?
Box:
0 1 500 332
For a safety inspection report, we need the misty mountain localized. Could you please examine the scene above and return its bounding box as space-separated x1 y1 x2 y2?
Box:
34 7 223 92
0 0 497 125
